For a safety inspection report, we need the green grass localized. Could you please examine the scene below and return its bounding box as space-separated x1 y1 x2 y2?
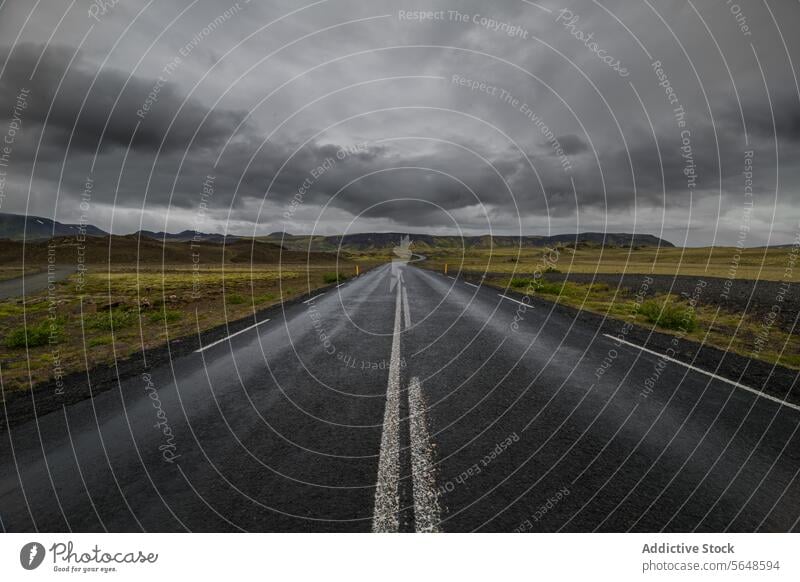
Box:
639 299 697 332
509 277 565 295
84 307 138 332
510 277 534 288
147 309 183 324
253 292 277 304
88 335 113 347
423 245 797 282
323 272 349 284
226 293 246 305
0 262 379 393
5 319 64 348
0 302 25 317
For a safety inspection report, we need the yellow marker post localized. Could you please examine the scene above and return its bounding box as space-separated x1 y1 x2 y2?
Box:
444 263 448 275
356 264 360 276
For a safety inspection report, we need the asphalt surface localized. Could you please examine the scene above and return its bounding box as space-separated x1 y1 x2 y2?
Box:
1 262 799 532
0 267 74 300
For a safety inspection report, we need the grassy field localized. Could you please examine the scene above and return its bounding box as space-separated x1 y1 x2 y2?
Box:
422 244 800 371
2 239 796 393
0 261 373 393
494 276 800 370
422 244 797 282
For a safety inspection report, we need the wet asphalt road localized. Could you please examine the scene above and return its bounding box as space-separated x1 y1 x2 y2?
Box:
0 267 74 300
1 263 799 532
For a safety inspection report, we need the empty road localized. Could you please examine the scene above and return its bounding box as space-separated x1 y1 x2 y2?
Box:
2 262 799 532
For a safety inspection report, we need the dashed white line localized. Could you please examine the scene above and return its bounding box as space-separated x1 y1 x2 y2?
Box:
447 276 455 279
194 319 270 353
372 282 404 532
497 293 531 308
408 376 442 533
605 334 800 413
464 281 478 288
302 292 327 304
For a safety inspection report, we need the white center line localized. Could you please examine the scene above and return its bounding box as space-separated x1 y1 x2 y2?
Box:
302 292 327 304
408 376 442 533
194 319 270 353
372 281 404 532
497 293 531 308
402 284 411 329
605 334 800 413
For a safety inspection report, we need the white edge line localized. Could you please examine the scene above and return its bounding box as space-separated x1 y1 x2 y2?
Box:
303 292 327 304
464 281 478 288
195 319 271 353
447 276 455 279
498 293 531 308
604 334 800 413
337 283 346 288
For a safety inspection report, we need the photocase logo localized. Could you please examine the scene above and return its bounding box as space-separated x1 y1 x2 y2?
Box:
20 542 46 570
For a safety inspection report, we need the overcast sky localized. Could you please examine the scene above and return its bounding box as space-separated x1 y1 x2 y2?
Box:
0 0 798 245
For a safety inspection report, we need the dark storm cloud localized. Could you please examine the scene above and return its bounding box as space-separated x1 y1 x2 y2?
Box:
554 134 588 156
732 86 800 144
0 44 248 154
0 0 798 244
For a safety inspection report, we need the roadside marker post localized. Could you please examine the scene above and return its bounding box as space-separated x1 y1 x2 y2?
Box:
444 263 448 275
356 264 360 276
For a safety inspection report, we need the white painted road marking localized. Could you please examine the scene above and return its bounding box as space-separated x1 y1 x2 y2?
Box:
337 283 346 288
605 334 800 413
497 293 531 308
402 284 411 330
464 281 478 288
302 292 327 304
194 319 271 353
372 280 404 532
408 376 442 533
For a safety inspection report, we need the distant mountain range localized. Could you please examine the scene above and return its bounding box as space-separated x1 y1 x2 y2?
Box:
264 231 675 250
0 213 236 243
0 212 674 249
0 212 108 240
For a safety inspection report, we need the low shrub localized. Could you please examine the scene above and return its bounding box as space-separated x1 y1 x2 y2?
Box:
323 273 348 284
5 319 63 348
85 307 137 332
640 299 696 332
510 277 534 288
226 294 246 305
509 278 563 295
147 309 183 324
88 335 112 347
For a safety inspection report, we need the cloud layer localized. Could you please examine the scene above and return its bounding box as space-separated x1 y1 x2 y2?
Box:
0 0 798 245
